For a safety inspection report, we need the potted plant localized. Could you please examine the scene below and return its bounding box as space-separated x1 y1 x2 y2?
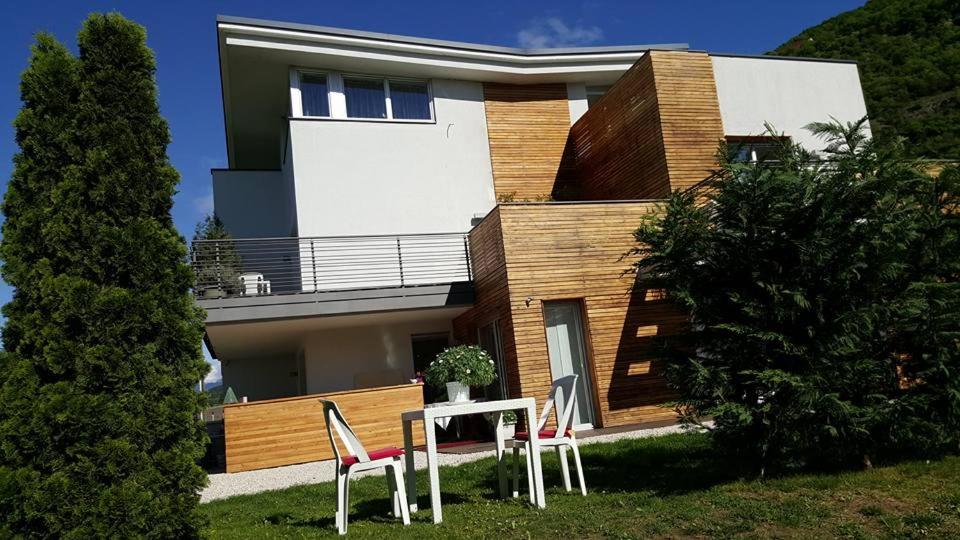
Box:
424 345 496 403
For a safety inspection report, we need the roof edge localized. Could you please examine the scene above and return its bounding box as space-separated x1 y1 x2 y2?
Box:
216 14 689 57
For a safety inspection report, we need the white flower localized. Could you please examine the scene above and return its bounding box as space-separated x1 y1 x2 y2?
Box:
466 369 471 374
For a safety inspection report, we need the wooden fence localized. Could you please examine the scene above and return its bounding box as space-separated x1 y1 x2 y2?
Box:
223 383 425 473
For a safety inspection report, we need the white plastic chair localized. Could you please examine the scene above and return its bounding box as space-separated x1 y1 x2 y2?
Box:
321 400 410 535
505 375 587 500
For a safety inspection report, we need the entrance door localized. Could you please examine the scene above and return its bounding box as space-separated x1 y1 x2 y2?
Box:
543 301 596 429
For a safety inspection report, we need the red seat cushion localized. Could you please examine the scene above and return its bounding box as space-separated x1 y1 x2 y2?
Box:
514 428 572 440
341 446 404 466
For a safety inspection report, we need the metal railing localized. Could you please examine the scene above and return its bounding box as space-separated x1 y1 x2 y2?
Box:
191 232 472 299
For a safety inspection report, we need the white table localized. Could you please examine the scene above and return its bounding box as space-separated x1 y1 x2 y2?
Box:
401 397 545 524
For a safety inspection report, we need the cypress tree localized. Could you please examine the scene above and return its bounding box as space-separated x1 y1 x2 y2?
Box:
0 13 208 537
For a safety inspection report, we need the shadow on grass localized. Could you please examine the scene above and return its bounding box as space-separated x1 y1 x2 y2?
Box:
477 432 754 498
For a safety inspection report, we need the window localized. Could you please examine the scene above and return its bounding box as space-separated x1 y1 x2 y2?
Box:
389 81 431 120
725 136 788 163
586 85 611 108
344 77 387 119
294 70 434 122
300 73 330 117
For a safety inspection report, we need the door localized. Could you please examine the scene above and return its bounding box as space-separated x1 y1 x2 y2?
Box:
478 320 508 400
543 301 596 429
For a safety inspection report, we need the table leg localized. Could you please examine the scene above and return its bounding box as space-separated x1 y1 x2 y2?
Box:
526 403 546 508
424 416 443 523
494 411 507 498
402 419 417 513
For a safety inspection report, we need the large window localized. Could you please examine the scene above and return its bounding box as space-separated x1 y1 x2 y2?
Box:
344 77 388 119
296 70 433 122
389 81 431 120
299 73 330 117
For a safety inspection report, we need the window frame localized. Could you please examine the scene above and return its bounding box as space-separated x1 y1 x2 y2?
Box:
293 69 332 119
291 68 435 124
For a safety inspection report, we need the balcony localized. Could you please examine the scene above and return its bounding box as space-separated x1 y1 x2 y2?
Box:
191 233 475 324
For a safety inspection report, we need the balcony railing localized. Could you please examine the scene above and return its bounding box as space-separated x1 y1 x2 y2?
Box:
191 233 472 299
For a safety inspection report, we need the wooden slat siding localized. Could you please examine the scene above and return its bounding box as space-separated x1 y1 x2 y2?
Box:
652 51 725 192
558 53 670 200
223 383 424 472
458 202 684 429
483 83 571 200
558 51 724 200
452 208 522 398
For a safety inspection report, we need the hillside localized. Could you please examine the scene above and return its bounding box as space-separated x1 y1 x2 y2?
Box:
770 0 960 159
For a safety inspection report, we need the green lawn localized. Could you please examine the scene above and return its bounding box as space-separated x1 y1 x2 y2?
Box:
203 433 960 538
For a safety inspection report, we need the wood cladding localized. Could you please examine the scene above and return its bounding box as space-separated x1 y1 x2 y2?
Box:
483 83 572 200
454 203 685 428
223 383 425 472
559 51 724 199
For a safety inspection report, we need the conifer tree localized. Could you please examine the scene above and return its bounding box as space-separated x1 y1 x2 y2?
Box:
634 119 960 473
0 14 208 537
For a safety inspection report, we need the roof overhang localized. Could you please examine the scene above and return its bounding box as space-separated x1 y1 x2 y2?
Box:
216 15 688 168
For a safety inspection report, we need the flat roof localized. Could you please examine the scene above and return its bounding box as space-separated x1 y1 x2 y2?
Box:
216 15 689 57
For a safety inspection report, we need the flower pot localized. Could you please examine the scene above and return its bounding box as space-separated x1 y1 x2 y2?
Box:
446 381 470 403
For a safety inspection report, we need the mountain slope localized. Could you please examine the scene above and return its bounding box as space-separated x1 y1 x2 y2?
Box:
770 0 960 158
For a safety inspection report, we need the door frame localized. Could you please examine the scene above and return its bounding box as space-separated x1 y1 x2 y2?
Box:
540 298 601 429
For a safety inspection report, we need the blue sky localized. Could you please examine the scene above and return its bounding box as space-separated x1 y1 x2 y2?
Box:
2 0 866 382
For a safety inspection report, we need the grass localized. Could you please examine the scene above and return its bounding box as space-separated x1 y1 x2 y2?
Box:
203 433 960 538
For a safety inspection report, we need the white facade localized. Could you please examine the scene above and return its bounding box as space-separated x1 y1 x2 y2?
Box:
712 55 870 152
287 78 496 237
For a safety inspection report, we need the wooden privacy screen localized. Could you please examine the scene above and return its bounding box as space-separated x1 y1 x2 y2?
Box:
223 383 425 473
483 83 571 200
558 50 725 200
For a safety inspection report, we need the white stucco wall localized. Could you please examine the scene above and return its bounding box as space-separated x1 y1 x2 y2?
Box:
212 169 297 238
566 82 588 125
288 78 496 237
711 56 870 153
302 318 452 394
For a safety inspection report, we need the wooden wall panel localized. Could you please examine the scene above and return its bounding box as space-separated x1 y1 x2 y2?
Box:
452 208 521 397
457 202 685 428
483 83 571 200
559 51 724 200
223 383 424 472
653 51 726 191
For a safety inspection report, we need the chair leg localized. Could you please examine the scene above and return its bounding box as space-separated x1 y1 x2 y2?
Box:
386 464 399 517
512 446 520 498
570 439 587 496
334 467 343 533
524 441 534 505
392 459 411 525
336 468 350 535
557 445 572 492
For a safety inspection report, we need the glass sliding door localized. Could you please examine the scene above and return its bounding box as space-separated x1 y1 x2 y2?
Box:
543 301 596 428
478 320 508 400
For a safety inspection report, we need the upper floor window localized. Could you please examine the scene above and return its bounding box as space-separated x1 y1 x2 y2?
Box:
295 70 434 122
300 73 330 117
586 85 611 108
725 136 788 163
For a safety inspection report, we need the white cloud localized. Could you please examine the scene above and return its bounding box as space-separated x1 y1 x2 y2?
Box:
193 191 214 216
517 17 604 49
203 344 222 385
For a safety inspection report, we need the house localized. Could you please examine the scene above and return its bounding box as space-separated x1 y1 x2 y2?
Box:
199 15 869 472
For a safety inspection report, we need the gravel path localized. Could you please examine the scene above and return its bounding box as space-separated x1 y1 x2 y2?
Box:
202 422 701 503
